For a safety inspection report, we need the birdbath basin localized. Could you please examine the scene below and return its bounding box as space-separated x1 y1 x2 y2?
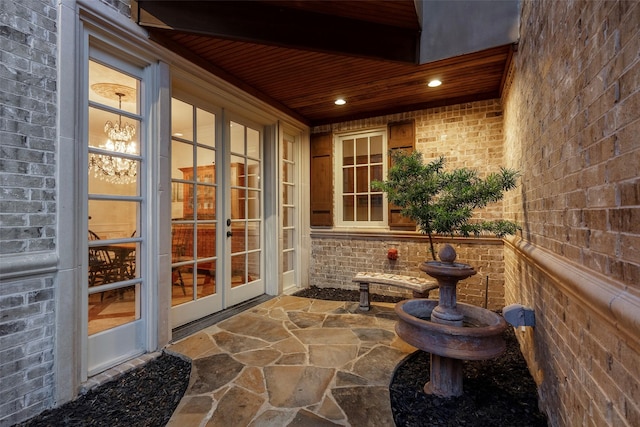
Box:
394 244 507 397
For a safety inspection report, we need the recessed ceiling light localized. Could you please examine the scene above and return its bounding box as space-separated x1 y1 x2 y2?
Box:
335 98 346 105
173 132 183 137
428 79 442 87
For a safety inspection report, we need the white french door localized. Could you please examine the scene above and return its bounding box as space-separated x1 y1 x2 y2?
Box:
170 97 264 328
85 51 146 376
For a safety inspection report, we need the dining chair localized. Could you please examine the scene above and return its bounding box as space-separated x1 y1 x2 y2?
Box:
171 225 189 296
88 230 116 300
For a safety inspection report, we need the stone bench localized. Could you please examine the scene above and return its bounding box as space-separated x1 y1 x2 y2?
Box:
352 272 439 311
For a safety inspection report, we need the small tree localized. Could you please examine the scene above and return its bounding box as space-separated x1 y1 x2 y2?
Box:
373 151 520 260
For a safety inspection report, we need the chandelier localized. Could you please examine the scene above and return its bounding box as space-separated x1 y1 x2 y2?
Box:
89 84 137 184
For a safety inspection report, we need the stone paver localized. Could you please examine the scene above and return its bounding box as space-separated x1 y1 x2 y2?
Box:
167 295 416 426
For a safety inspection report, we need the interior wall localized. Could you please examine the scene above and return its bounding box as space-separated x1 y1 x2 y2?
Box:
502 1 640 425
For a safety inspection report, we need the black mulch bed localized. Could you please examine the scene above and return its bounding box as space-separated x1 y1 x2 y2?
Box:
17 353 190 427
294 286 548 427
16 287 547 427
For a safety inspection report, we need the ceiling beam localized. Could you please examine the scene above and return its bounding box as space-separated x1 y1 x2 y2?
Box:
132 0 420 64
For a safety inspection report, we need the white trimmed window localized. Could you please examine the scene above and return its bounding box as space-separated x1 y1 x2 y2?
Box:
335 129 387 227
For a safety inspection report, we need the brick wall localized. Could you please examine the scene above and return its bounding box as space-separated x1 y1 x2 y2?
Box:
0 276 56 424
503 1 640 425
311 99 510 310
0 0 59 424
0 0 58 254
310 235 506 310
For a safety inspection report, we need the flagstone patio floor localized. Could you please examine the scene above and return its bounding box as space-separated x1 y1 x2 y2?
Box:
166 295 416 426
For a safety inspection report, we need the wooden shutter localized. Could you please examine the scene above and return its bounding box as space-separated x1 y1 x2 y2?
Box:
310 132 333 227
387 121 416 230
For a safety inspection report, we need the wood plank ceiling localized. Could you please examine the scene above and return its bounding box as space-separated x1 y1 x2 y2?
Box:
132 0 514 127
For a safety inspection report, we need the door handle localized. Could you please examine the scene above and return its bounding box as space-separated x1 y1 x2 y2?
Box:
227 230 233 237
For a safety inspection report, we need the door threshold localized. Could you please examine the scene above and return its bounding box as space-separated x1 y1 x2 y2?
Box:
171 294 274 342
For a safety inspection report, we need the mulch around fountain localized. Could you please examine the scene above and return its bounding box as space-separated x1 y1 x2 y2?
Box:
15 287 547 427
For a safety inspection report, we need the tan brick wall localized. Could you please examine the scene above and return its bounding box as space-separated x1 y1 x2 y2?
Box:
311 99 510 310
503 1 640 426
310 235 506 311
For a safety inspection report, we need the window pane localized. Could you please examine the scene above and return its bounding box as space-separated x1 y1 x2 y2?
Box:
248 252 260 282
247 159 260 189
283 162 294 183
283 228 294 250
356 195 368 221
231 254 246 287
247 127 260 159
196 147 215 180
171 98 193 141
230 122 245 155
370 165 383 188
356 166 369 193
283 250 294 273
343 167 354 193
343 139 354 166
371 194 383 221
196 261 216 297
197 224 216 259
89 162 138 196
356 137 368 164
197 108 215 147
89 61 139 114
283 184 294 205
343 196 354 221
89 200 138 239
371 135 383 163
196 184 215 219
247 190 260 219
231 222 246 253
283 206 294 227
88 284 138 335
231 156 245 187
172 140 193 179
231 188 246 220
172 224 194 260
247 221 260 250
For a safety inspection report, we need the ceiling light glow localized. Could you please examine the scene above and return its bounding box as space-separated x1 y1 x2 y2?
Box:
335 98 346 105
428 79 442 87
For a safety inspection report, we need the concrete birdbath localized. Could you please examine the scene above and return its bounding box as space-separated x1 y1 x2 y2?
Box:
395 244 507 397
